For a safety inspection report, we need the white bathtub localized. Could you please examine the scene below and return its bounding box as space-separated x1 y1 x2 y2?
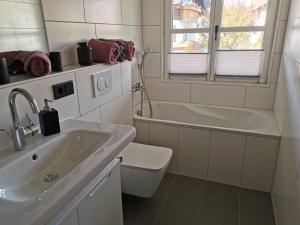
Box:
135 101 279 138
133 101 280 192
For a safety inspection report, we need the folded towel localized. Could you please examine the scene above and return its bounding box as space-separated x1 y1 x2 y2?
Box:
89 39 120 65
124 41 135 61
98 38 126 62
0 51 51 77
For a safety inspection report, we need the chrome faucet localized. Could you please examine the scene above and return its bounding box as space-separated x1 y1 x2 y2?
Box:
8 88 40 151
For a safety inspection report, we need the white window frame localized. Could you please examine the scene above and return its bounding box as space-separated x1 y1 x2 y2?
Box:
164 0 279 84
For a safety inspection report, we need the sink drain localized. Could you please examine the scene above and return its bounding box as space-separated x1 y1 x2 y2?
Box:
43 173 59 183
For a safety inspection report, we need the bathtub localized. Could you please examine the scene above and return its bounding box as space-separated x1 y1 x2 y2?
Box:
133 101 280 192
135 101 280 138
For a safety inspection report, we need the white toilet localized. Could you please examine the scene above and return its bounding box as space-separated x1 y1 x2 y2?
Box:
118 142 173 198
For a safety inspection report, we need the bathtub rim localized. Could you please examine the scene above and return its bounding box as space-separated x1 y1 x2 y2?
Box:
134 101 280 139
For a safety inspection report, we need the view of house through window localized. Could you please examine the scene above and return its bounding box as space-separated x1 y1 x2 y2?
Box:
168 0 275 82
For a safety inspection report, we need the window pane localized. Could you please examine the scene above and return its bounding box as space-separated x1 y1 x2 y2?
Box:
216 50 263 76
172 0 212 29
219 32 264 50
172 33 209 53
169 53 208 74
221 0 269 27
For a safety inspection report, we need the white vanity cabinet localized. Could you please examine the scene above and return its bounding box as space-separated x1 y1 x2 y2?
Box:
49 159 123 225
77 161 123 225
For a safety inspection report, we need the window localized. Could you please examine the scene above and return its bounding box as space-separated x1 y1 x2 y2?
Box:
165 0 278 83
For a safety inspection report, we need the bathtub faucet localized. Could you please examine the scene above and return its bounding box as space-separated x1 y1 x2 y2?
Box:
132 82 145 92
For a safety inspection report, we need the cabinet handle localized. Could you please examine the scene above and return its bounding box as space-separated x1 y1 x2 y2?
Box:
89 171 112 197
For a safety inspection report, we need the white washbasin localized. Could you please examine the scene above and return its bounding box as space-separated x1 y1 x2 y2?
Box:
0 119 136 225
0 130 112 202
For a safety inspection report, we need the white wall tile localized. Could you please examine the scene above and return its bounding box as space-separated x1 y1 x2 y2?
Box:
101 93 133 125
270 53 282 83
42 0 85 22
178 127 210 179
149 123 178 173
121 0 142 25
15 29 48 51
280 0 291 20
191 84 246 107
244 85 276 109
46 21 96 66
134 121 149 144
75 64 123 115
275 21 288 54
145 78 190 102
78 108 102 123
120 61 133 94
142 0 161 25
0 29 18 52
144 53 161 78
142 26 161 52
95 24 142 51
84 0 122 24
242 136 279 192
208 131 246 186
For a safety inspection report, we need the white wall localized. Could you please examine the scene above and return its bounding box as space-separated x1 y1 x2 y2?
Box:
272 0 300 224
0 0 48 52
141 0 288 110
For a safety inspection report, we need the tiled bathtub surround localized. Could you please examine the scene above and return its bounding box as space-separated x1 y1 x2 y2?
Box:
134 120 280 193
141 0 289 110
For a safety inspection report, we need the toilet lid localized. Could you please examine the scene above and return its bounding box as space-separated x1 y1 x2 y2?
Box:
119 142 173 172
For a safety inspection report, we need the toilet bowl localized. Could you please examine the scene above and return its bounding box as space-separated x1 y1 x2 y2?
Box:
118 142 173 198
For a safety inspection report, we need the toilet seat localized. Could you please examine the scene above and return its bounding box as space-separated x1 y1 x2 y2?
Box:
119 142 172 172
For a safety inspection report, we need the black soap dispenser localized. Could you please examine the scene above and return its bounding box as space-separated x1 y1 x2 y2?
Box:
39 99 60 136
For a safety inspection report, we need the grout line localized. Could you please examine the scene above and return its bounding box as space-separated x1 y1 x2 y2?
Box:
82 0 87 23
153 174 177 225
238 187 242 225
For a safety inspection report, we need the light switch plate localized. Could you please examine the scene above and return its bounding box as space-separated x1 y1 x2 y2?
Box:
92 70 112 97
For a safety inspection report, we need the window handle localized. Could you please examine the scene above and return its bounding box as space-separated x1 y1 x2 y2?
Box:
214 25 219 41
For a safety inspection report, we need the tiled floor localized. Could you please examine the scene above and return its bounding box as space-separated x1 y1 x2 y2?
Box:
122 174 276 225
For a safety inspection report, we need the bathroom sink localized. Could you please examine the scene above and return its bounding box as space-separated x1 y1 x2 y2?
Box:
0 129 112 202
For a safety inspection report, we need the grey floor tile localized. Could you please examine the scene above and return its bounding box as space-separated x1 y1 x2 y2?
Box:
122 173 175 225
174 175 206 193
197 207 239 225
202 181 240 214
240 189 276 225
155 185 204 225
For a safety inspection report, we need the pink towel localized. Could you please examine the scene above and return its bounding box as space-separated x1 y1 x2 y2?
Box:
124 41 135 61
88 39 120 65
0 51 51 77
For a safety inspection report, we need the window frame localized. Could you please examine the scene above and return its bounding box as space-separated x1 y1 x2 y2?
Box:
164 0 279 84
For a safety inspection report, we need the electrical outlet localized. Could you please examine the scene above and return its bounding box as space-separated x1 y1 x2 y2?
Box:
52 80 74 100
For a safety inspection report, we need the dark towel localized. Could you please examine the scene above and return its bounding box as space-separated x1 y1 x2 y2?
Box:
124 41 135 61
98 38 127 62
88 39 120 65
0 51 51 77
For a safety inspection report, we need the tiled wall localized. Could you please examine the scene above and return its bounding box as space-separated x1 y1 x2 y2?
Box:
135 120 280 192
141 0 288 110
42 0 142 68
0 0 48 52
0 0 142 152
0 63 133 151
272 0 300 224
